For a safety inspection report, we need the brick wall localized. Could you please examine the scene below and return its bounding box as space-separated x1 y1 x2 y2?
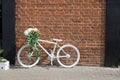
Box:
15 0 106 66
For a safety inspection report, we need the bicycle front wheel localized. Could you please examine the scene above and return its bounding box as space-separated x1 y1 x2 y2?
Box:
17 44 40 68
57 44 80 68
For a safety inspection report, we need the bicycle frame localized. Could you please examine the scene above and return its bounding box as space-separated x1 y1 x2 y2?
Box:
38 39 68 59
38 39 59 58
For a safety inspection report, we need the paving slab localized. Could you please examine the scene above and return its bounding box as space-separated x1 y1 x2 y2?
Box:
0 65 120 80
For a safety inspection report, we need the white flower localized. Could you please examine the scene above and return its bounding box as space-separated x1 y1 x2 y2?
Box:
24 28 39 36
24 29 29 36
28 28 33 33
33 28 39 32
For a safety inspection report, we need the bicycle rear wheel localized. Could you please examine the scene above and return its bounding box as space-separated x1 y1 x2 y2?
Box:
17 44 40 68
57 44 80 68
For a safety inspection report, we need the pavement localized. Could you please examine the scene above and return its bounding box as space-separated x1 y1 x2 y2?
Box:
0 65 120 80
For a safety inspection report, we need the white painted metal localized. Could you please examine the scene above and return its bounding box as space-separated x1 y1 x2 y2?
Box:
17 38 80 68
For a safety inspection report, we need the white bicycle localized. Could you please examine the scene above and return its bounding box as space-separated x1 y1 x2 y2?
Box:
17 38 80 68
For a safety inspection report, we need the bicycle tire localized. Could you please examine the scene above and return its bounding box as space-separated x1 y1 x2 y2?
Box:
57 44 80 68
17 44 40 68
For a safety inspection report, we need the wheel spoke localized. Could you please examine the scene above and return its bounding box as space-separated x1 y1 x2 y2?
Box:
57 44 80 68
17 44 40 68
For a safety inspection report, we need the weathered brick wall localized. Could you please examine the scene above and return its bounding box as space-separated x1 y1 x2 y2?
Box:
15 0 106 66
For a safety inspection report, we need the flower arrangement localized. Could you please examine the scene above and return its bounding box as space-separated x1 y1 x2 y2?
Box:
0 49 9 70
24 28 41 57
24 28 40 44
0 49 7 62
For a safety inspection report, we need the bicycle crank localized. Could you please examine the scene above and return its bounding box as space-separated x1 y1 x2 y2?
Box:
48 54 55 66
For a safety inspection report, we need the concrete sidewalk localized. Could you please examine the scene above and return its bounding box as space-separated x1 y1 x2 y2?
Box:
0 65 120 80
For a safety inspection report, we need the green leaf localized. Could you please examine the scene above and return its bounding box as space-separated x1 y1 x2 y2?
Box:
0 49 4 55
25 30 41 57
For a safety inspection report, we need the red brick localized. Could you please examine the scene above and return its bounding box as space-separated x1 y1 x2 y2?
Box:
15 0 106 67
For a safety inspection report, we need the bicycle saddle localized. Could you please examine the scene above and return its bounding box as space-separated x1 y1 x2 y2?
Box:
53 38 62 42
